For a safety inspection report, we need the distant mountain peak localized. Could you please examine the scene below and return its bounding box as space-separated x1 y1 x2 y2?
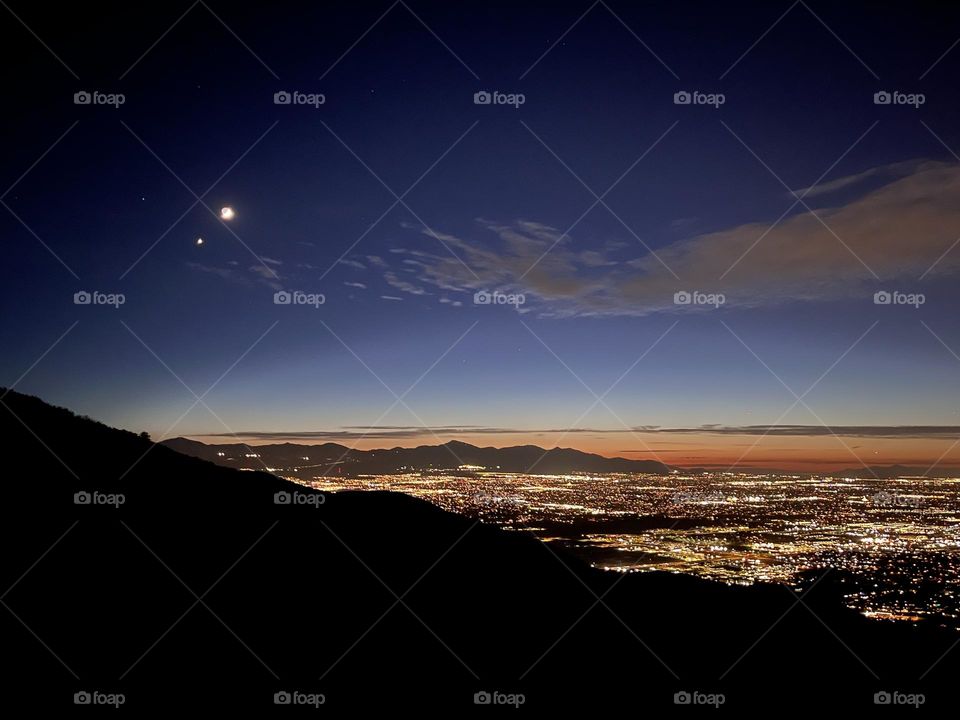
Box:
161 436 671 477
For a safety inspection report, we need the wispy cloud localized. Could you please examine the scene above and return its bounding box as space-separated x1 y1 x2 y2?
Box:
197 424 960 442
200 425 614 441
640 425 960 439
248 264 283 290
186 262 241 282
789 159 921 198
384 270 429 296
389 160 960 317
187 261 284 291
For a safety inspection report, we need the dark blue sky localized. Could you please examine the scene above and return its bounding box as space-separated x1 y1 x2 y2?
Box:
3 1 960 468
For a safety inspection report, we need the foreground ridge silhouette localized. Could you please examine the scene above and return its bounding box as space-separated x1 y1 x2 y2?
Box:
0 389 954 711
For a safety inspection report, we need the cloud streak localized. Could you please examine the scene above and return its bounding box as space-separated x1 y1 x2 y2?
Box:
388 160 960 316
197 424 960 442
638 425 960 439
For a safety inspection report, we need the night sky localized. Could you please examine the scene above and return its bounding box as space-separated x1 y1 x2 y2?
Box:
3 0 960 470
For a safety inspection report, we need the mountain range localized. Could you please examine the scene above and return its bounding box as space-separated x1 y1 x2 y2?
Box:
161 437 671 477
164 436 951 480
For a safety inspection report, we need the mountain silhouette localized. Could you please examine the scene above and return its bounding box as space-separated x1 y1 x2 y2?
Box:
1 389 956 711
162 436 671 476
